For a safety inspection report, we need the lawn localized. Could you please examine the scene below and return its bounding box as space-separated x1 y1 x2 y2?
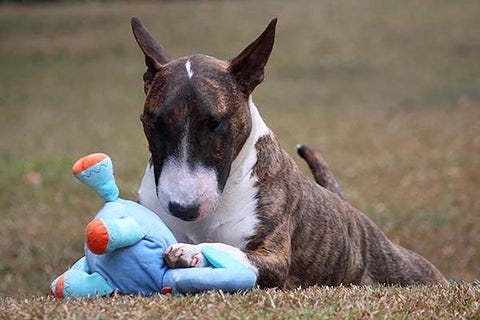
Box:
0 0 479 318
1 285 479 319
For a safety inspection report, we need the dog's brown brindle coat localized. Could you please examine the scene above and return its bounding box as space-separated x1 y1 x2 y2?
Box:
248 134 446 287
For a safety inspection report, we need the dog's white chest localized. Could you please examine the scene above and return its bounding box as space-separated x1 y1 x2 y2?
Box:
138 161 260 248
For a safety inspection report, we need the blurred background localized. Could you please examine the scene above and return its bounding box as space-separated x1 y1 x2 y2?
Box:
0 0 479 297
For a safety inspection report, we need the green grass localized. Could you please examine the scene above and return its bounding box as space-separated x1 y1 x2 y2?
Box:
0 0 479 317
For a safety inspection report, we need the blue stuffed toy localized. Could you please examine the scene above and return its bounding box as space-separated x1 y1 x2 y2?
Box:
50 153 256 298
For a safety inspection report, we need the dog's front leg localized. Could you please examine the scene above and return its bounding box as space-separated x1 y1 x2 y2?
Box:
243 231 292 288
164 243 258 274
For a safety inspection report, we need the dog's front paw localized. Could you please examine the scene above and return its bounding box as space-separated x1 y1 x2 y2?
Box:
163 243 207 268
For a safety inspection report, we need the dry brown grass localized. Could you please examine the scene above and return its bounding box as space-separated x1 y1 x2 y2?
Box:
0 0 479 317
1 284 479 319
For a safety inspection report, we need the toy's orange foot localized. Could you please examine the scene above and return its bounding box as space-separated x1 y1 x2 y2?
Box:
50 269 115 298
52 274 65 298
73 153 109 175
86 218 109 254
162 287 172 294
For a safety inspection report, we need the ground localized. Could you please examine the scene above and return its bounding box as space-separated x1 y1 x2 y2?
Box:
0 0 479 318
1 285 479 319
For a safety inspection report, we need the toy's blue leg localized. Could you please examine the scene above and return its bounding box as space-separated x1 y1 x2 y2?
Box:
51 269 114 298
86 216 145 254
70 257 90 272
163 268 256 295
73 154 119 202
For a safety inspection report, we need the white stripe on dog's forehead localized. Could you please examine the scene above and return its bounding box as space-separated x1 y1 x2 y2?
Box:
181 123 189 161
185 60 194 79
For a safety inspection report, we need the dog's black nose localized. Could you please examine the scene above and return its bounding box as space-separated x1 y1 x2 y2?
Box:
168 202 200 221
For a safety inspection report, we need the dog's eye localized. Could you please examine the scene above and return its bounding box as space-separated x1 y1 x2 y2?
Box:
208 118 221 132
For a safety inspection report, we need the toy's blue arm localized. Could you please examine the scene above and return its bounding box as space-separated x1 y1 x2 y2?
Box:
162 247 256 294
86 216 145 254
201 246 251 269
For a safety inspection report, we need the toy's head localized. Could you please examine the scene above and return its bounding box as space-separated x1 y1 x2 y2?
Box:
73 153 119 202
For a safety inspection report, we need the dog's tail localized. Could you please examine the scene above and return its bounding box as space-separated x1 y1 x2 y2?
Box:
297 145 345 200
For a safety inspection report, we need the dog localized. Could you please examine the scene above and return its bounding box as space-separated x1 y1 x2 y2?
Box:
131 17 447 288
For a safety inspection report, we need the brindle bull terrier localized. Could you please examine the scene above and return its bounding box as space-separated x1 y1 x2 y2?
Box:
132 17 447 287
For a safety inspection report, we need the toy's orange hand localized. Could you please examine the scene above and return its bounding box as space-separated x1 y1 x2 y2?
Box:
73 153 109 175
86 218 109 254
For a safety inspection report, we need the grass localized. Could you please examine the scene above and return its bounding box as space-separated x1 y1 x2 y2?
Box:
0 0 479 318
1 284 479 319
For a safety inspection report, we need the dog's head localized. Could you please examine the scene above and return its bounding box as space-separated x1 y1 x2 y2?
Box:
131 18 276 221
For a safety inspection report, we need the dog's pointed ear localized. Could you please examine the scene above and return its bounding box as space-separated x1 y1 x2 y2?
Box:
131 17 171 88
228 18 277 95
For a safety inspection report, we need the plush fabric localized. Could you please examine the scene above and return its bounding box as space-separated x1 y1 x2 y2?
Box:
50 153 256 298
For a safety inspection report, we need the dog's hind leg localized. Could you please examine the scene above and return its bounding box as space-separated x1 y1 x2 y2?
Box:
296 145 345 199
